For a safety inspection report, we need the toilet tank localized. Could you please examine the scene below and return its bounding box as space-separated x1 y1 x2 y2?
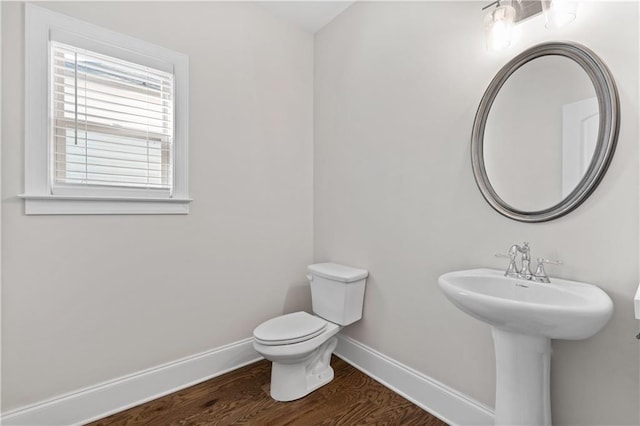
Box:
308 262 368 326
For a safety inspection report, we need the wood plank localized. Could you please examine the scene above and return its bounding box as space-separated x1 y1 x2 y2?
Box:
87 357 448 425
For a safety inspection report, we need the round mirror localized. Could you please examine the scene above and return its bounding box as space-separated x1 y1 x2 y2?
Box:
471 42 619 222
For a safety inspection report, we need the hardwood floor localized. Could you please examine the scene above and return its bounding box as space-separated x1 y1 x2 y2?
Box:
87 356 448 425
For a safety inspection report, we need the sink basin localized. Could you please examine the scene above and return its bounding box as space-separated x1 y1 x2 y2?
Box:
438 268 613 339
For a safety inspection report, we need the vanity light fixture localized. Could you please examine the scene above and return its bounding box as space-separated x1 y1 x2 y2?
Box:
484 1 516 51
483 0 578 51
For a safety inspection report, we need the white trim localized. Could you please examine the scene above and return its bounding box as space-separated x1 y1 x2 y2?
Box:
334 335 495 426
0 338 260 426
24 4 190 215
21 195 192 215
638 5 640 419
0 1 4 413
0 334 495 425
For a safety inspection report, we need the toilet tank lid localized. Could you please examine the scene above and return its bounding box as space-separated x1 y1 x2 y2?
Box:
308 262 368 283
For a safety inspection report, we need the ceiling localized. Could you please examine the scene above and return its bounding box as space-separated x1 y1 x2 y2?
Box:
257 1 355 33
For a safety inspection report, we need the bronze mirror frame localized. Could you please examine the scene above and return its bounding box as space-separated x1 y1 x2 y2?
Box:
471 41 620 222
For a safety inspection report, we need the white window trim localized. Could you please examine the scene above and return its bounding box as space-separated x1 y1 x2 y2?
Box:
22 4 191 215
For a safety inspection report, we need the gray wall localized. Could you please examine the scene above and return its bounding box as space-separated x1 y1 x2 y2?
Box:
1 1 314 410
314 2 639 425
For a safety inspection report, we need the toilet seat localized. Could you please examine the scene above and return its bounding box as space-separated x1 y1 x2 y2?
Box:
254 311 327 346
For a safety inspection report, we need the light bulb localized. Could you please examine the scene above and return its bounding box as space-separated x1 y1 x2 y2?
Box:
542 0 578 29
485 4 516 51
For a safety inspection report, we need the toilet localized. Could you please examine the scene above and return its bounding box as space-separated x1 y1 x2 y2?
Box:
253 262 368 402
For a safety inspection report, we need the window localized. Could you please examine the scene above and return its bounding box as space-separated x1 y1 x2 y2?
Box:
51 43 174 192
23 4 190 214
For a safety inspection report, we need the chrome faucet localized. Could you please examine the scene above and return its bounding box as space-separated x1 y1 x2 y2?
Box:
497 242 561 283
513 242 532 279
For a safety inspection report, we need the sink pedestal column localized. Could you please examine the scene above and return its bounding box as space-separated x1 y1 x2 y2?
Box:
492 328 551 426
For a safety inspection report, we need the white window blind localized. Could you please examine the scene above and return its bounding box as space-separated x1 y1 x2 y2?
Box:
51 41 175 192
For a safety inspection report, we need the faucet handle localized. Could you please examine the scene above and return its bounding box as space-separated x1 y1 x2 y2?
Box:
495 252 512 259
537 257 562 266
533 258 562 283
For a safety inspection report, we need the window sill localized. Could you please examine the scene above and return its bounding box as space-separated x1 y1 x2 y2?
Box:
19 194 192 215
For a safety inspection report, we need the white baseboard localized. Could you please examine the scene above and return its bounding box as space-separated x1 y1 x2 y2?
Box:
334 334 495 426
2 335 494 426
0 338 261 426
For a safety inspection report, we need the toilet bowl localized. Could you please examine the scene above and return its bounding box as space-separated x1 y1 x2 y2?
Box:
253 311 341 401
253 263 368 402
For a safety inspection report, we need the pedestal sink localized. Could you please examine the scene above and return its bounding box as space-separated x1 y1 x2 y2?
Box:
438 269 613 426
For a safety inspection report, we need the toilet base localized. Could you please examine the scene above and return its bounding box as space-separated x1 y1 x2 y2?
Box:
269 337 338 402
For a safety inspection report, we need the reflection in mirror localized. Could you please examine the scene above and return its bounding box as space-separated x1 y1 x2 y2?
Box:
483 56 598 212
